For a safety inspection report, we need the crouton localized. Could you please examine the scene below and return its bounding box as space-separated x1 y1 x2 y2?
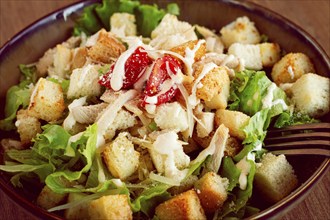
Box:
149 131 190 175
150 14 197 50
194 172 228 213
1 139 25 151
37 185 68 210
88 194 132 220
154 102 188 132
67 64 102 99
103 109 137 141
170 40 206 62
15 109 41 145
196 112 215 138
155 189 206 220
110 12 137 37
64 193 89 220
259 42 281 67
71 47 88 70
28 78 65 122
290 73 329 118
224 136 242 157
271 52 315 85
228 43 262 70
48 44 72 79
215 109 250 140
102 132 140 180
254 153 298 203
87 29 126 63
220 16 261 48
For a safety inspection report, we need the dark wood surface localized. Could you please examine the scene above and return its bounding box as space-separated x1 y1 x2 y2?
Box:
0 0 329 219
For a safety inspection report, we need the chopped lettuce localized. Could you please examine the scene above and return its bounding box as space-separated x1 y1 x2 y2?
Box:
73 0 180 37
95 0 140 30
220 156 241 191
0 64 37 130
274 111 319 128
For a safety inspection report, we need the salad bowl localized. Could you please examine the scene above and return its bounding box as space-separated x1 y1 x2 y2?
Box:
0 0 329 219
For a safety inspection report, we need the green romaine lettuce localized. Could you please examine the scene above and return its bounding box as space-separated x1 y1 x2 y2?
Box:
274 111 319 128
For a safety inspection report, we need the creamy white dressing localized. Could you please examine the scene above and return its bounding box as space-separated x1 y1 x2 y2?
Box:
272 99 288 110
110 38 143 91
236 156 251 190
262 83 276 109
185 39 205 71
188 62 217 107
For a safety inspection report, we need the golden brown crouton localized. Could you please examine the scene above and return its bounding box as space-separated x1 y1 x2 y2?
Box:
271 52 315 85
171 40 206 62
193 130 214 149
37 185 68 210
28 78 65 122
102 132 140 180
71 47 88 70
64 193 90 220
87 29 126 63
155 189 206 220
224 136 242 157
36 48 56 77
254 153 298 203
16 109 41 145
194 172 228 213
88 194 133 220
215 109 250 140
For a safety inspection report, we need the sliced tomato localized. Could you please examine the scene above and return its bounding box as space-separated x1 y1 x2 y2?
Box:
98 46 153 89
142 55 182 105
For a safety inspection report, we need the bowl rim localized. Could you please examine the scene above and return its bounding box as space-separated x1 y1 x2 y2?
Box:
0 0 329 219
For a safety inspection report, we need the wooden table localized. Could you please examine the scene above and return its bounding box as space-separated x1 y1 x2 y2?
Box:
0 0 329 219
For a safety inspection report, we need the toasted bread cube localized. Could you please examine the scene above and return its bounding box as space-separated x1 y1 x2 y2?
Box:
154 102 188 132
37 185 67 209
64 193 90 220
67 64 101 99
104 109 137 141
15 109 41 145
194 172 228 213
215 109 250 140
259 42 281 67
220 16 261 48
155 189 206 220
102 132 140 180
87 29 126 63
193 130 213 149
224 136 242 157
110 12 137 37
271 52 315 85
71 47 88 70
48 45 72 78
255 153 298 203
88 194 132 220
28 78 65 122
171 40 206 62
290 73 329 118
228 43 262 70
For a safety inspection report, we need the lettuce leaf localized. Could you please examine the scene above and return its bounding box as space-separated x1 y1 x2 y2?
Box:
45 124 97 193
220 156 241 191
0 64 37 130
131 182 171 216
95 0 140 30
274 111 319 128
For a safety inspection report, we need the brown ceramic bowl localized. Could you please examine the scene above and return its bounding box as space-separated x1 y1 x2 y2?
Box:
0 0 329 219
